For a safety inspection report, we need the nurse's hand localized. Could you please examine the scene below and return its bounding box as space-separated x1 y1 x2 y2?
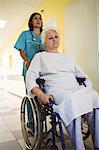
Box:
25 61 30 69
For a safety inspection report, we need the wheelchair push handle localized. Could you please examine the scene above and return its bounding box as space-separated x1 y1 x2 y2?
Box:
36 78 45 86
36 78 46 93
76 77 86 87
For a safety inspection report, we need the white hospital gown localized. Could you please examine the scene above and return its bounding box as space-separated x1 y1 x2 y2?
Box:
26 51 99 127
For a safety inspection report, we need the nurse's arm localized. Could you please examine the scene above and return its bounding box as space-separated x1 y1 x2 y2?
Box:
19 49 30 68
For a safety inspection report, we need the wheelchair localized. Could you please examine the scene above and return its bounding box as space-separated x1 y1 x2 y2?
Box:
21 78 90 150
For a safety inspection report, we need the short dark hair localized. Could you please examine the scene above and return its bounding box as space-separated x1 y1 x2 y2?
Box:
28 12 43 32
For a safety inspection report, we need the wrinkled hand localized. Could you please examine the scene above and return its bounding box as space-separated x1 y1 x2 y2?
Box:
38 93 54 104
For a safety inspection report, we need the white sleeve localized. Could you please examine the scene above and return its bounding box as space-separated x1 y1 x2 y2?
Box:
74 63 92 88
26 53 41 95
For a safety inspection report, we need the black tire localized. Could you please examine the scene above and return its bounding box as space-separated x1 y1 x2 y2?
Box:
21 96 43 150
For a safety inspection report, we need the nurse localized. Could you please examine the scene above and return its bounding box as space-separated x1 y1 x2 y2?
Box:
14 12 45 130
14 12 45 93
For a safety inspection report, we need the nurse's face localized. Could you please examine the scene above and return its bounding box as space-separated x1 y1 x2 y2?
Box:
45 30 60 53
32 14 42 28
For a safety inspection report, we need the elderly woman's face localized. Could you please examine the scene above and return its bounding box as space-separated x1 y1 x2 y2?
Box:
45 30 60 52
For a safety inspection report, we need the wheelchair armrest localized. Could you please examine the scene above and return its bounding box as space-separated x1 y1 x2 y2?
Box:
36 78 46 92
36 78 45 86
76 77 86 86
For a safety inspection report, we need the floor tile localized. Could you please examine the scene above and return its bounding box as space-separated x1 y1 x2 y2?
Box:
0 132 16 143
0 140 22 150
0 107 11 113
0 118 5 125
0 111 15 116
0 123 10 133
3 115 20 125
17 139 26 150
12 130 23 140
6 123 21 131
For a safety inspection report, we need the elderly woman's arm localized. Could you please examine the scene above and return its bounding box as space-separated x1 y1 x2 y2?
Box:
31 86 54 104
26 53 54 104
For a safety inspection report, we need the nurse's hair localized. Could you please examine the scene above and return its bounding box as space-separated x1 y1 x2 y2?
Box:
28 12 43 32
42 27 60 44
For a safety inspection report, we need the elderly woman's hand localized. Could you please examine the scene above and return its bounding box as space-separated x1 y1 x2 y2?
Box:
38 93 54 104
31 87 54 104
25 60 30 69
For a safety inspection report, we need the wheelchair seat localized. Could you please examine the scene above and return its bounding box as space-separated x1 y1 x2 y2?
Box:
20 77 90 150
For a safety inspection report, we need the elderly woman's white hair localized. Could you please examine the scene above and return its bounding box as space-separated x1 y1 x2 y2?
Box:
41 27 60 44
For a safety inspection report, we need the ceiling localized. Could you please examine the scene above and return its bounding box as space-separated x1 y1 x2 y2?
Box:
0 0 43 49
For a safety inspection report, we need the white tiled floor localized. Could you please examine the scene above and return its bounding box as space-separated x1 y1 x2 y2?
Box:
0 132 16 143
0 77 96 150
0 90 23 150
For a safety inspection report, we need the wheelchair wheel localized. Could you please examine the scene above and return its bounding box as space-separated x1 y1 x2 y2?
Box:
81 116 90 140
21 96 43 150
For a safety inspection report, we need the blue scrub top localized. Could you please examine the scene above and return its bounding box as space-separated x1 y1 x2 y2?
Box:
14 30 45 76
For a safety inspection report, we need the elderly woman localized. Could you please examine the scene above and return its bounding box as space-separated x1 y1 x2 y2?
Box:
26 28 99 150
